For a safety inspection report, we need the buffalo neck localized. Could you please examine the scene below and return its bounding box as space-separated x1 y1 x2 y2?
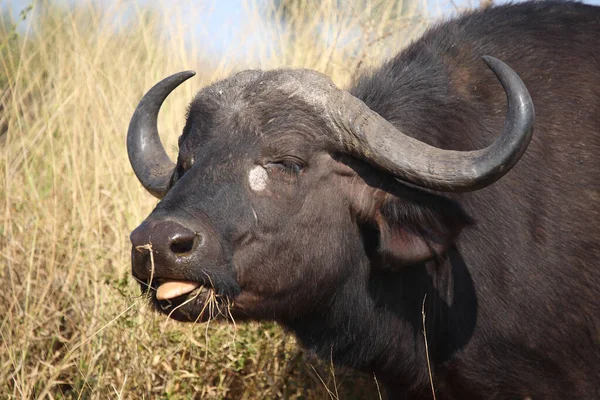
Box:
284 248 477 393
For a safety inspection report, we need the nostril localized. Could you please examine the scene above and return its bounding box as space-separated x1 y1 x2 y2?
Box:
169 233 198 255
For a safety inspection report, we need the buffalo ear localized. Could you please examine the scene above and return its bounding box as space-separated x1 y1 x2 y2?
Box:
373 191 473 266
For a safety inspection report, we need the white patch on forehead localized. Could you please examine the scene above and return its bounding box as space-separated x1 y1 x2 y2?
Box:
248 166 268 191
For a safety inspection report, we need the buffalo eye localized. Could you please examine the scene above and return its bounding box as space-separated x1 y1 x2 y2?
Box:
168 156 194 189
265 158 304 175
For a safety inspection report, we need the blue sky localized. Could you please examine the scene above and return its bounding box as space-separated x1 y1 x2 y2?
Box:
5 0 600 57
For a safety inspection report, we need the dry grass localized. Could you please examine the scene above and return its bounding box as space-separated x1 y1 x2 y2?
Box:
0 0 444 398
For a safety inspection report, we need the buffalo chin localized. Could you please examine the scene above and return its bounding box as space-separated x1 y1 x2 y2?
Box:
139 283 234 323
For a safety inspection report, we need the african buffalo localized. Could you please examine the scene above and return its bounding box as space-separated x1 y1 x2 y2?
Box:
127 1 600 398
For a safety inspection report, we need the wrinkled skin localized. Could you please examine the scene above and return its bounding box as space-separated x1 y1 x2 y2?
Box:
130 2 600 398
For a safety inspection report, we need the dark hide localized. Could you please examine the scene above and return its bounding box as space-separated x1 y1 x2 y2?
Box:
131 1 600 398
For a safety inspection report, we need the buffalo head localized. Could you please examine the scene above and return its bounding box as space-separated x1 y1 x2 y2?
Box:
127 59 533 327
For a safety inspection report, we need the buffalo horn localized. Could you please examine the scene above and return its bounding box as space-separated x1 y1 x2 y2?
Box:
127 71 195 198
324 56 535 192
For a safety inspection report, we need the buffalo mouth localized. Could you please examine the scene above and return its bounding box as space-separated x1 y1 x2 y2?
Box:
138 277 235 323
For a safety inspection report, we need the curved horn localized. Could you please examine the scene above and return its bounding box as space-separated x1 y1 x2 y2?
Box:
325 56 534 192
127 71 195 198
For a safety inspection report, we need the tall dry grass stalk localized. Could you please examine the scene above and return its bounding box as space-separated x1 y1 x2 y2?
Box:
0 0 440 397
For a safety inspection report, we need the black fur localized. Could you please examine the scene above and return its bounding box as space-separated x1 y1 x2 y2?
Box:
131 2 600 398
